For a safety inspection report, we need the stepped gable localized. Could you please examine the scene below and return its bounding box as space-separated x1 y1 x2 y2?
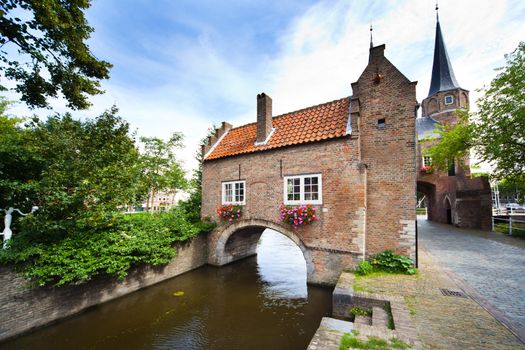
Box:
205 97 351 161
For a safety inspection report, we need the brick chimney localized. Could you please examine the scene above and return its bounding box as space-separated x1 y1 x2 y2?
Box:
256 93 272 144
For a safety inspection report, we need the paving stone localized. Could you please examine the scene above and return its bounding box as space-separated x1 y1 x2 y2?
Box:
418 218 525 342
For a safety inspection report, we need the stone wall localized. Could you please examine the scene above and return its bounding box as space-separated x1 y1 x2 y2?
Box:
0 234 208 342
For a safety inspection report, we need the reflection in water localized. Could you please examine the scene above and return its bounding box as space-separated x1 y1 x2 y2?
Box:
257 229 308 302
2 229 331 350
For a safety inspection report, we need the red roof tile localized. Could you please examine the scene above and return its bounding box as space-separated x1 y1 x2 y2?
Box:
205 97 350 161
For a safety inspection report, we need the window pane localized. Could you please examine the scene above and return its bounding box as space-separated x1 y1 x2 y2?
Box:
287 178 301 201
303 176 319 202
224 183 233 202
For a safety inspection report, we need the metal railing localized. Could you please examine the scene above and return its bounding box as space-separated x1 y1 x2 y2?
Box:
492 216 525 236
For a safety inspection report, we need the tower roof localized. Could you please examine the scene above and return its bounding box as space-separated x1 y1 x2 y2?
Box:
428 19 460 97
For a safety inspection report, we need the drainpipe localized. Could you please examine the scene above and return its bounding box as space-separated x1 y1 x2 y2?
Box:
356 104 367 261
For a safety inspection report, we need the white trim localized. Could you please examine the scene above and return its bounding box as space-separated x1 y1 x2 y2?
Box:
345 97 353 135
428 108 457 118
422 156 432 167
283 174 323 205
221 180 246 205
204 129 230 160
254 127 276 146
444 95 454 105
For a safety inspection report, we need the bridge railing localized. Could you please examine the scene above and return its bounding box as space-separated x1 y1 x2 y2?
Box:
492 216 525 236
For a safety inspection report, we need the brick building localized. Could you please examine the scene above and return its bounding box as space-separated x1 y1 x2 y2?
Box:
416 16 492 230
201 44 418 285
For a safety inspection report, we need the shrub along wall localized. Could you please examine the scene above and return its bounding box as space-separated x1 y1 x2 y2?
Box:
0 234 208 342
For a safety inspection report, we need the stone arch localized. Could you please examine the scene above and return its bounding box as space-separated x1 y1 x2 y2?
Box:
417 181 436 221
209 218 314 281
443 195 453 225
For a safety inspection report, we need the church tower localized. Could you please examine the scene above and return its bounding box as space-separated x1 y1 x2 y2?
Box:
421 9 469 126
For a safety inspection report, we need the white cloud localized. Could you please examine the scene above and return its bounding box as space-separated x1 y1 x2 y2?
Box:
4 0 524 175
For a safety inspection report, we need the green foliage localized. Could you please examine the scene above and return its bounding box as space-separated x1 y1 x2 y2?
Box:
0 208 214 286
498 176 525 205
356 260 374 276
179 126 217 223
350 306 372 317
0 105 217 287
140 134 187 212
475 42 525 181
369 251 416 275
0 0 112 109
423 109 474 172
339 332 410 350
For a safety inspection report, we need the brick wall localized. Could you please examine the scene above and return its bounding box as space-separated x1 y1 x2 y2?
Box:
351 45 418 259
0 235 208 342
202 44 419 273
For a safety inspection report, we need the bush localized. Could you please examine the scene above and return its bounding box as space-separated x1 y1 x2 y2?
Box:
369 250 416 275
355 260 374 275
0 207 215 286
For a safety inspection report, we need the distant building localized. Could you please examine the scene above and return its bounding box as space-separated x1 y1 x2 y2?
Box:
416 15 492 230
126 190 189 213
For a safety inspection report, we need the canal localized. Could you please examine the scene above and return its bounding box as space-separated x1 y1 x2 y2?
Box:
3 230 332 350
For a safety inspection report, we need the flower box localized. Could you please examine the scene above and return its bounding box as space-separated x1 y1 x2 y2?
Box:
217 204 243 222
279 204 318 227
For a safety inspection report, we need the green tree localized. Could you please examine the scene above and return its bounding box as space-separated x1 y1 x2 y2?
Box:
1 106 144 239
0 97 43 210
426 42 525 183
140 134 187 212
0 0 112 109
179 126 216 223
475 42 525 180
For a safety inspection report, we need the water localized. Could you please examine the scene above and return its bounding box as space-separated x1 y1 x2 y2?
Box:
2 230 332 350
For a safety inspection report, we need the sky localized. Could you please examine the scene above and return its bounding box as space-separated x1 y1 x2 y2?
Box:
6 0 525 174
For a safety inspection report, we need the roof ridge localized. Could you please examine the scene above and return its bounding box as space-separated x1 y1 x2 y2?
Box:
226 96 351 132
273 96 350 120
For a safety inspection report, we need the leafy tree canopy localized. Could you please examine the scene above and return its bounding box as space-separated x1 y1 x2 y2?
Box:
0 0 112 109
425 42 525 184
140 134 187 212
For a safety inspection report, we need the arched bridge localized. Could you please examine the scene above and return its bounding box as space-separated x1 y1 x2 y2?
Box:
207 218 357 286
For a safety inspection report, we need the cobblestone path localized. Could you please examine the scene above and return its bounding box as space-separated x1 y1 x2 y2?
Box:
418 217 525 341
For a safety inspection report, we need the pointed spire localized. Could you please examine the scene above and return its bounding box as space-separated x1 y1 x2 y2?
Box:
427 9 460 97
370 24 373 48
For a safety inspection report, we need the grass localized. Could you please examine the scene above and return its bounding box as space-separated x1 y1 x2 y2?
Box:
353 271 409 293
339 331 411 349
404 296 417 316
385 303 395 330
350 307 372 317
493 222 525 239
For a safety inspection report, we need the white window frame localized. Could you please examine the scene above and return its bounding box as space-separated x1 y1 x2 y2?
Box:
444 95 454 105
283 174 322 205
422 156 432 167
221 180 246 205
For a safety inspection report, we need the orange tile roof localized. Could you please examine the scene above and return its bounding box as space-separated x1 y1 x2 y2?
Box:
205 97 351 161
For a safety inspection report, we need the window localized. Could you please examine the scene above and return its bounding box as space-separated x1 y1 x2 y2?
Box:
222 180 245 205
284 174 322 205
377 118 386 129
444 95 454 105
422 156 432 167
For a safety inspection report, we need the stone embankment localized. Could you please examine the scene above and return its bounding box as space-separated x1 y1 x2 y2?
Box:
307 272 420 350
0 235 208 342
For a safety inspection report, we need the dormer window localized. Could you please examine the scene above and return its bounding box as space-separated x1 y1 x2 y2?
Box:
444 95 454 105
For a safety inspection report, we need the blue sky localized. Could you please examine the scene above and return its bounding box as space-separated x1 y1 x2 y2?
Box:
7 0 525 172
